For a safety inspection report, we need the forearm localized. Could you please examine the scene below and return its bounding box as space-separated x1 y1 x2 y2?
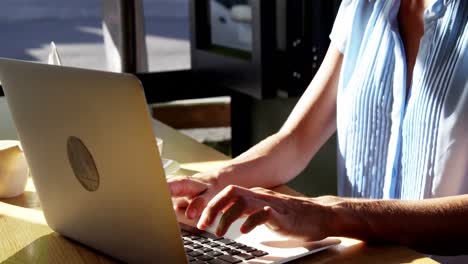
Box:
214 48 342 189
329 195 468 255
215 132 308 189
215 98 336 189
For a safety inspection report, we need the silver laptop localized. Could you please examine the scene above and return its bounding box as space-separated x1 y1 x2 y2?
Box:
0 58 340 263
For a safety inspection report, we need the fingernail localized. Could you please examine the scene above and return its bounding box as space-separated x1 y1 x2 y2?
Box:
197 221 204 230
240 225 249 233
267 223 280 231
197 216 206 229
197 216 207 229
217 230 225 237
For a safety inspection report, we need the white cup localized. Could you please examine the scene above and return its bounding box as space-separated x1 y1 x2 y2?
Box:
0 140 29 198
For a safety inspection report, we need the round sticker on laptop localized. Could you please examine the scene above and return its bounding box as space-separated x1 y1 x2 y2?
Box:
66 136 100 192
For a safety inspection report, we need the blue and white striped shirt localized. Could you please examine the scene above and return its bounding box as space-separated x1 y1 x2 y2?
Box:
331 0 467 199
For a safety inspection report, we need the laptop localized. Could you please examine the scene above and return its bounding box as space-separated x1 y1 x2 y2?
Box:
0 58 340 263
46 42 181 175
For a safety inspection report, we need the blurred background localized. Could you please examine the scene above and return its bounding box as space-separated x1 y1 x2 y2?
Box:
0 0 190 71
0 0 231 153
0 0 338 196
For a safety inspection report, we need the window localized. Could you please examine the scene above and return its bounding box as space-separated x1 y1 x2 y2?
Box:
143 0 191 72
0 0 106 70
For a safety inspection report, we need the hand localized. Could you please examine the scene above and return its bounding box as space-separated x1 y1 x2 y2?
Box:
168 171 226 220
196 185 338 241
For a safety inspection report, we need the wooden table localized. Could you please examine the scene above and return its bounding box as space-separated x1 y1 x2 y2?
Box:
0 120 437 263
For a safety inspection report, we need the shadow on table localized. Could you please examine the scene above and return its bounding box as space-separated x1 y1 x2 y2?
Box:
296 242 429 264
3 232 118 264
0 191 41 210
2 233 428 264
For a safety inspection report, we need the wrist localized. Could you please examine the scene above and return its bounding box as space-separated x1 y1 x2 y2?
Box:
328 198 373 240
307 196 362 238
311 196 345 237
191 165 236 190
214 165 237 188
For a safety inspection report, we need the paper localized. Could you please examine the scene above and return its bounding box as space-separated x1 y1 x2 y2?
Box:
163 158 180 174
47 41 62 66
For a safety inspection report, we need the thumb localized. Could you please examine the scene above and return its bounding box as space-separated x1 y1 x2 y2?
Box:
168 176 208 198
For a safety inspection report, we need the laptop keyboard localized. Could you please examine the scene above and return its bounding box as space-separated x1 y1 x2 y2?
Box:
181 226 268 264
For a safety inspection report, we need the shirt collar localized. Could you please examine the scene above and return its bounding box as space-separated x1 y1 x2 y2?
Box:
424 0 454 22
387 0 454 30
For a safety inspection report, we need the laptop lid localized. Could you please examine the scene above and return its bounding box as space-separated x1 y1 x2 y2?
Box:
0 58 187 263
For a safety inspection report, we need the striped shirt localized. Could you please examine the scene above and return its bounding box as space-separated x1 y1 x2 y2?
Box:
331 0 468 199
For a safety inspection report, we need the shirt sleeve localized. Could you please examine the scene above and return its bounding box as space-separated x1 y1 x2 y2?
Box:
329 0 355 54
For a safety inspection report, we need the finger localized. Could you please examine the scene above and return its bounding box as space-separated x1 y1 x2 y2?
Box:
186 196 206 219
240 206 283 234
168 176 207 198
215 198 250 236
198 185 245 228
173 198 189 210
240 207 269 234
249 187 273 194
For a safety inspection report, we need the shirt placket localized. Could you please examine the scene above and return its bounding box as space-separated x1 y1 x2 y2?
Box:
383 0 445 199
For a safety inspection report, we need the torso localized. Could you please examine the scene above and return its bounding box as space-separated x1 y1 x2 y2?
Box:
397 0 430 94
334 0 468 199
